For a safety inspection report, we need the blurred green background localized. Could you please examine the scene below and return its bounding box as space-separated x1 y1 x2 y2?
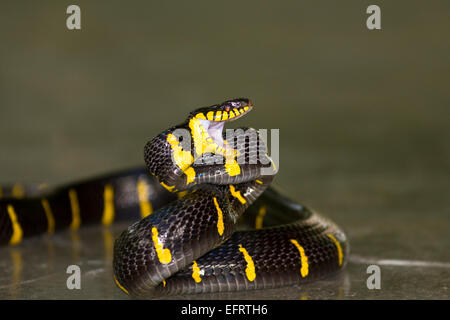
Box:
0 1 449 299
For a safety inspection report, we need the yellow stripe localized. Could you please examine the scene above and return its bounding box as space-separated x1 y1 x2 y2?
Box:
290 239 309 277
102 228 114 261
255 205 266 229
255 179 263 184
7 205 23 245
166 133 194 172
229 185 247 204
224 159 241 176
221 112 228 121
177 190 188 199
238 245 256 281
184 167 196 185
114 276 129 295
68 189 81 230
188 117 218 157
328 234 344 266
160 182 175 192
214 111 222 121
206 111 214 121
101 184 115 226
213 197 224 236
12 183 25 199
195 113 206 120
192 260 202 283
10 249 23 291
151 227 172 264
41 198 55 234
162 280 166 287
137 178 153 218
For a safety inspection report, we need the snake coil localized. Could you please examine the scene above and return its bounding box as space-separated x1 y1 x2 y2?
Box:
0 98 348 299
113 98 349 298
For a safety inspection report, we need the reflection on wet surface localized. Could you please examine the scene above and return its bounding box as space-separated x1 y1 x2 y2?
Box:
0 225 118 299
0 218 448 299
0 221 351 300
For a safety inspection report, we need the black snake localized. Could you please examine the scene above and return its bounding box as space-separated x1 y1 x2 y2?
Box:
0 98 348 298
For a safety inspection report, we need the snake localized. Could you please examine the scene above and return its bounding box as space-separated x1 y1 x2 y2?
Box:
0 98 348 298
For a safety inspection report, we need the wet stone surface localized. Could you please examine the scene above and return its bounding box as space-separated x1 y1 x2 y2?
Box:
0 0 449 300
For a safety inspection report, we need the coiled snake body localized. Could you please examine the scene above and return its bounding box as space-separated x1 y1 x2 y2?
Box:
0 98 348 298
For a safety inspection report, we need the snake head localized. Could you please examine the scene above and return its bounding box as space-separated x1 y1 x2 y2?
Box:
189 98 253 123
187 98 254 153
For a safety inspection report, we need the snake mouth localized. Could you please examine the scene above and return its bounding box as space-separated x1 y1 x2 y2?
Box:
198 107 252 150
200 120 226 144
198 118 231 151
191 98 253 149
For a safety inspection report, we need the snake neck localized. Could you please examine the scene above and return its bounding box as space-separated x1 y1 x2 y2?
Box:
144 118 276 215
187 117 238 158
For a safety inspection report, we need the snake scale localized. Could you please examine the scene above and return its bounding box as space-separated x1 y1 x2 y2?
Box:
0 98 348 298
